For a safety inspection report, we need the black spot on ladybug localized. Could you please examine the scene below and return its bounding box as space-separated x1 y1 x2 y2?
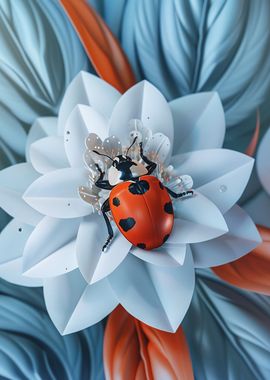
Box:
137 243 146 249
163 234 170 243
164 202 173 214
129 180 149 195
112 197 120 207
119 217 136 232
159 182 164 190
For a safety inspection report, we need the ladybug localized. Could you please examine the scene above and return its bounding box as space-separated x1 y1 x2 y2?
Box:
93 138 193 251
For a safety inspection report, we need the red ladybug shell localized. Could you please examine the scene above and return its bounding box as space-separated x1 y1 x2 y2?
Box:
109 175 174 250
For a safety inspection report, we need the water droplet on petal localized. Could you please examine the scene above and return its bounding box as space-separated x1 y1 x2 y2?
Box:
219 185 227 193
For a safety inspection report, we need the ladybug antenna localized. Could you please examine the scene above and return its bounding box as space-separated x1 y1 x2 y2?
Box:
126 136 137 156
92 150 113 161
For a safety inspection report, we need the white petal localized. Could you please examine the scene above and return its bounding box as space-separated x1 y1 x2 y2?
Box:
129 119 152 144
109 81 174 149
257 128 270 194
173 192 228 243
29 136 69 174
144 133 171 164
44 269 118 335
26 117 57 161
0 163 42 225
23 168 92 218
172 149 254 214
64 104 108 167
191 205 261 268
103 135 122 158
23 217 80 278
109 251 194 332
76 215 131 284
170 92 225 154
131 244 186 267
58 71 120 135
0 219 42 287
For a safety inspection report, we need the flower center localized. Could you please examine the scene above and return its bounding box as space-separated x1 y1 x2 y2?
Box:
78 121 193 213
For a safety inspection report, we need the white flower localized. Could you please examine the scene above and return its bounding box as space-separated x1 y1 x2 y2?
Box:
0 72 260 334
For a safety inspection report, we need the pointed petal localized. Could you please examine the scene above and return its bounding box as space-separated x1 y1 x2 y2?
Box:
173 192 228 243
58 71 120 135
29 136 69 174
26 117 57 161
109 81 174 149
23 168 92 218
257 127 270 194
103 135 122 158
43 269 118 334
213 225 270 295
131 244 186 267
109 251 194 332
172 149 254 214
0 219 42 287
23 217 80 278
170 92 225 154
191 205 261 268
76 215 131 284
0 163 42 225
64 104 108 167
144 132 171 164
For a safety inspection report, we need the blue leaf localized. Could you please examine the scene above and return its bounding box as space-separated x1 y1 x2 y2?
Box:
0 0 89 158
91 0 270 130
88 0 127 38
183 269 270 380
0 278 105 380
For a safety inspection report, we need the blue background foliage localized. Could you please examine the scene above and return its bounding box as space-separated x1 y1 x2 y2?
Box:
0 0 270 378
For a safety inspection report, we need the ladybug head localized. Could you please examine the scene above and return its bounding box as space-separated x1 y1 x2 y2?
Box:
109 151 149 184
93 137 148 185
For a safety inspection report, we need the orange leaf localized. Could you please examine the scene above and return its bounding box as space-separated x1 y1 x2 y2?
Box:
245 109 260 156
104 306 194 380
213 225 270 295
60 0 136 93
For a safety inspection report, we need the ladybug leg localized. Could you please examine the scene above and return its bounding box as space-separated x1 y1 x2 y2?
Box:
101 198 114 252
95 164 114 190
139 142 157 175
166 187 194 198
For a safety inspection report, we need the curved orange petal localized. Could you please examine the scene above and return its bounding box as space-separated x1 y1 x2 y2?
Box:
212 225 270 295
104 306 194 380
60 0 136 93
245 109 260 156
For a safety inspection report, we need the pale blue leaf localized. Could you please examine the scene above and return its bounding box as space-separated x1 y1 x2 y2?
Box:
0 0 89 159
183 269 270 380
91 0 270 130
88 0 126 38
0 0 91 232
0 279 105 380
